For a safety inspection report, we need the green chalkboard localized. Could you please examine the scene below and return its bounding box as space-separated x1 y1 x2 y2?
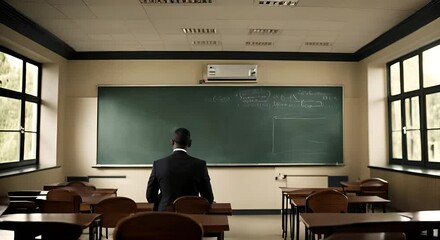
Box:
97 86 343 166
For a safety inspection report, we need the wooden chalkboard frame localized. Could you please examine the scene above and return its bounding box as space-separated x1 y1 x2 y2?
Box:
95 85 344 167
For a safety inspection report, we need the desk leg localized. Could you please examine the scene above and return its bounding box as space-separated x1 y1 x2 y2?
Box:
217 232 224 240
296 207 300 240
290 203 294 240
282 192 285 238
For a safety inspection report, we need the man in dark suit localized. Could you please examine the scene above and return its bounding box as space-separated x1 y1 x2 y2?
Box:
146 128 214 211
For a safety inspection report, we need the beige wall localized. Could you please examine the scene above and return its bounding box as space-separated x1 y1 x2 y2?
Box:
0 24 66 193
362 18 440 210
1 17 439 210
64 60 363 208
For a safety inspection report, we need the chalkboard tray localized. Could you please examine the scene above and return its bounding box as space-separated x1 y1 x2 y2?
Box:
97 85 343 166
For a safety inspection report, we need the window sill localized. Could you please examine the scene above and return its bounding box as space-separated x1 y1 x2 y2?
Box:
369 164 440 179
0 164 60 179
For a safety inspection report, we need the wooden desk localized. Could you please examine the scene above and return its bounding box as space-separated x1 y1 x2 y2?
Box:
37 189 115 212
290 196 390 240
300 211 440 239
43 182 95 190
280 187 343 239
136 202 233 215
186 214 229 240
0 213 102 240
339 181 361 193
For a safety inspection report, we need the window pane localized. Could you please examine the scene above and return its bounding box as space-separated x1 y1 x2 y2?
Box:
405 97 420 130
0 132 20 163
423 45 440 88
391 101 401 130
428 130 440 162
392 131 402 159
426 92 440 129
406 130 421 161
25 102 38 131
25 63 38 96
403 55 420 92
0 97 21 130
0 52 23 92
390 62 401 95
24 132 37 160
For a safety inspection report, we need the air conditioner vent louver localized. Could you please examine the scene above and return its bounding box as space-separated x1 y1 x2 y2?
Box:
139 0 213 4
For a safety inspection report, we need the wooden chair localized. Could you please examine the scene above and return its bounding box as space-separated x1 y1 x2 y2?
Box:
95 197 138 239
113 212 203 240
324 232 406 240
359 178 388 212
306 189 348 213
305 189 348 240
0 221 83 240
41 188 82 213
173 196 211 214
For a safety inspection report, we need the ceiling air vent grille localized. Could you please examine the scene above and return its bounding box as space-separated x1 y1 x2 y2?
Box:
256 0 299 7
140 0 213 4
249 29 280 35
246 41 273 46
182 28 217 34
191 40 221 45
304 42 333 47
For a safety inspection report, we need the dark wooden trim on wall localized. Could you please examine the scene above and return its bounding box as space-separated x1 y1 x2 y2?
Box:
1 0 440 61
0 0 75 59
72 51 357 61
354 0 440 60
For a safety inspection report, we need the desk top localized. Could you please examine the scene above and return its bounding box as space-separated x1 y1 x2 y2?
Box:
37 190 115 206
300 211 440 235
136 202 233 215
186 214 230 233
280 187 343 195
291 195 390 207
0 213 101 229
300 212 411 228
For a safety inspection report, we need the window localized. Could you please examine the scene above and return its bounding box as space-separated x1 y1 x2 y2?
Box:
0 46 41 169
388 40 440 168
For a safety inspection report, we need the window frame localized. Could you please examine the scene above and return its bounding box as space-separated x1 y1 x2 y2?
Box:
0 45 41 170
387 39 440 169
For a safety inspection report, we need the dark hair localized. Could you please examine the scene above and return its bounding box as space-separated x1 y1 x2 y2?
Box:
173 128 191 146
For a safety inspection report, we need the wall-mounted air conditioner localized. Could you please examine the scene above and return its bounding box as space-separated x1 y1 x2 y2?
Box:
204 64 257 83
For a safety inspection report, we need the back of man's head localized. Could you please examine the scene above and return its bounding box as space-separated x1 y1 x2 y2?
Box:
173 128 191 148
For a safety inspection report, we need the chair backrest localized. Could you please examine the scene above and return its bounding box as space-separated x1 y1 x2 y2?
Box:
95 197 138 228
0 221 83 240
360 178 388 199
173 196 211 214
41 188 82 213
306 189 348 213
113 212 203 240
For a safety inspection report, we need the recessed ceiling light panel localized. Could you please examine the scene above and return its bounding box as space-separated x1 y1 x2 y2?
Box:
255 0 299 7
182 28 217 34
140 0 213 4
249 29 280 35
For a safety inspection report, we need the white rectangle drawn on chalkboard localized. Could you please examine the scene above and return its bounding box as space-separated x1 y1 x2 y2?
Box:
272 116 328 154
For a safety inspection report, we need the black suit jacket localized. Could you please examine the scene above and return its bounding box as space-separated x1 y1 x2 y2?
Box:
146 150 214 211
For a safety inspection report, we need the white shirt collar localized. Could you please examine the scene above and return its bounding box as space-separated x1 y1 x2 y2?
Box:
173 148 187 153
